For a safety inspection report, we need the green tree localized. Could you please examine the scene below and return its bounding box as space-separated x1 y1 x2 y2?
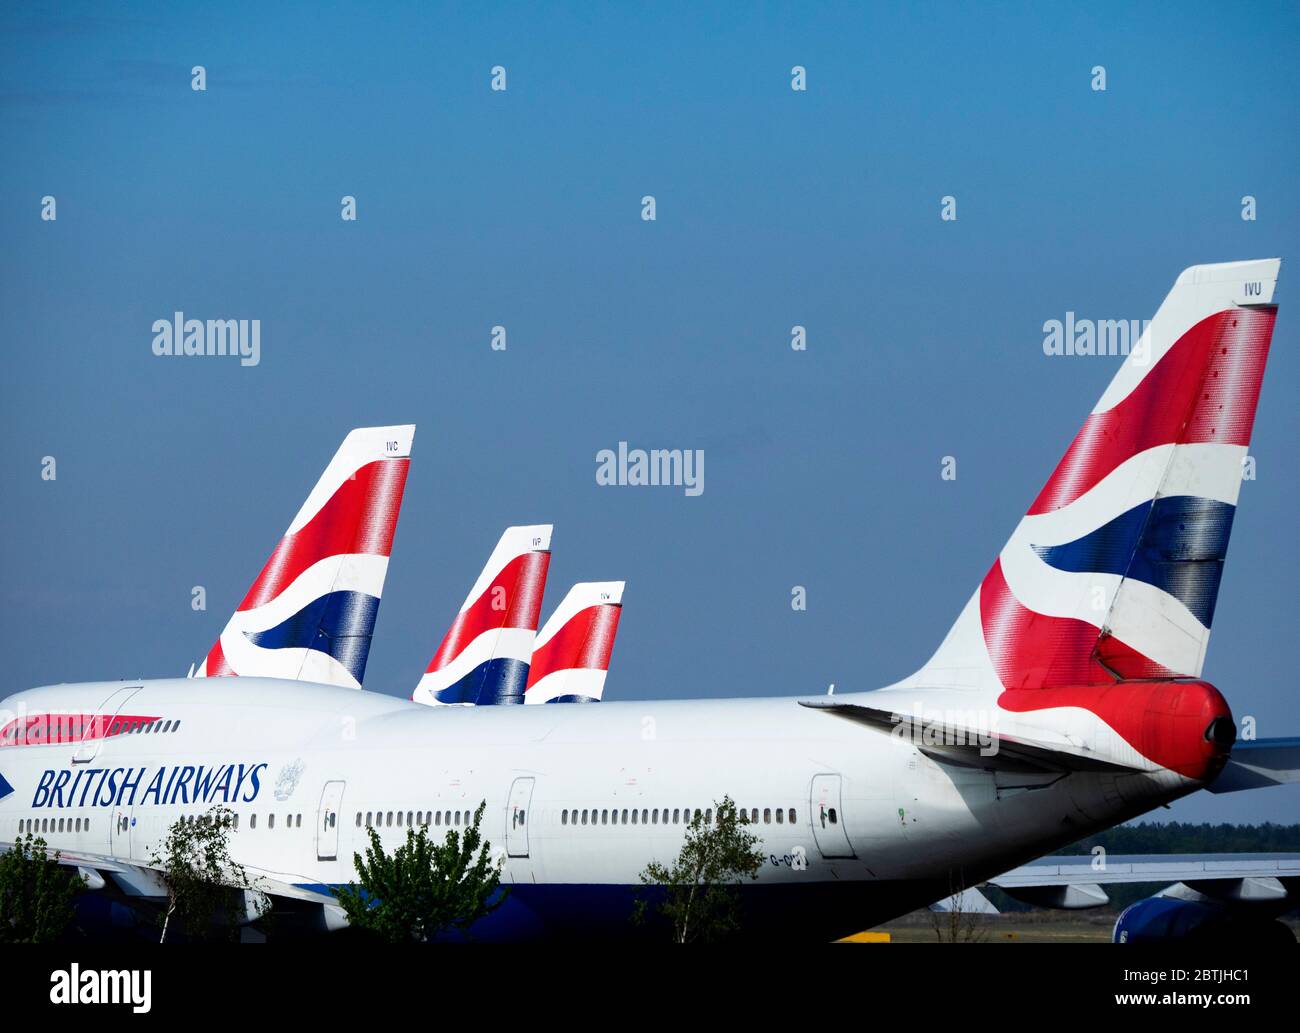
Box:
633 796 765 943
150 806 261 942
332 801 506 942
0 833 85 943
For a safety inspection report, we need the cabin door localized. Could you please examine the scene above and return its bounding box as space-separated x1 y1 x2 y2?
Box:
505 777 535 858
316 780 346 861
809 773 856 858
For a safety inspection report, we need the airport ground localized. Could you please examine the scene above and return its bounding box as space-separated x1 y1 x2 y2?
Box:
853 910 1300 943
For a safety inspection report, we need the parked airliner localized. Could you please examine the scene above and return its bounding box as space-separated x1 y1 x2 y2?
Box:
2 259 1295 940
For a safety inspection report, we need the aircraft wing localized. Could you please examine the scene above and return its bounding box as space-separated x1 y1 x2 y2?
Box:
986 852 1300 909
0 838 337 907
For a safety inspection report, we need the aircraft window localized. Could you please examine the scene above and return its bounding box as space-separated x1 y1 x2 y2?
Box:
356 813 362 827
596 809 603 825
57 818 63 833
397 811 403 828
269 814 275 830
705 809 713 824
621 809 628 824
385 811 392 826
764 808 771 824
828 808 838 824
416 811 423 825
671 809 679 824
789 808 797 823
561 810 568 826
85 819 90 833
251 814 257 829
233 814 239 829
406 810 413 826
433 811 440 826
776 808 783 824
651 809 658 824
630 809 638 825
581 809 589 825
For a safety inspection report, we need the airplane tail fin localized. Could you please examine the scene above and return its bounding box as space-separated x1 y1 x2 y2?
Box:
910 259 1280 695
195 425 414 689
411 525 552 706
524 582 625 704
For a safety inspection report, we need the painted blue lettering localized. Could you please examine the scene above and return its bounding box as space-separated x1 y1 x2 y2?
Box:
170 765 196 805
50 769 71 808
117 766 144 806
244 763 268 802
140 767 166 806
31 769 54 808
75 768 102 807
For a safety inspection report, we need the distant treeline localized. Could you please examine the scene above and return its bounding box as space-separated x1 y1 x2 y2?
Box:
1055 822 1300 855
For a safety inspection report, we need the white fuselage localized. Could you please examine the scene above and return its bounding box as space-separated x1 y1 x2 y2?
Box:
0 677 1200 939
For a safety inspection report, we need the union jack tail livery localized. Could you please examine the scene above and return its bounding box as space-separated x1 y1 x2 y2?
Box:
907 259 1280 707
524 582 625 704
412 525 552 706
194 425 414 690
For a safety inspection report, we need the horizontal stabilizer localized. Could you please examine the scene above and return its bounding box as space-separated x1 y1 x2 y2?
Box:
1206 737 1300 794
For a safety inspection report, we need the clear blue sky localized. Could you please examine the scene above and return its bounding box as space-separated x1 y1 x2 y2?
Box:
2 2 1297 822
